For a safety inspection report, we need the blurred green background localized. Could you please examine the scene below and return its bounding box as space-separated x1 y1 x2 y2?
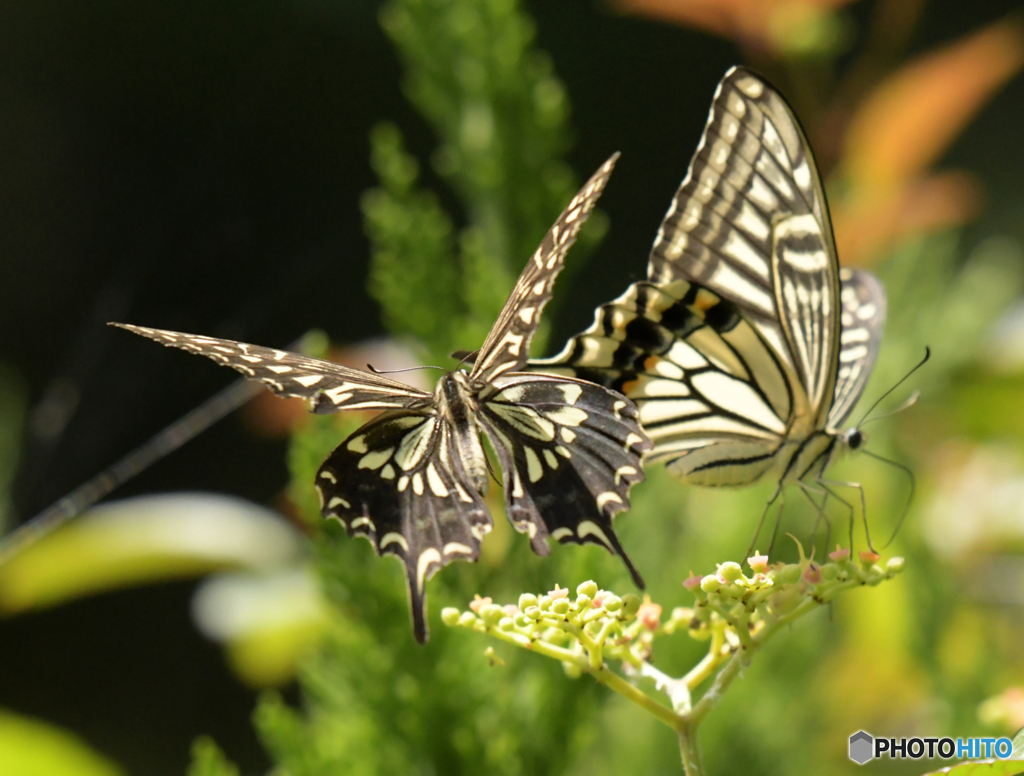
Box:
2 1 1024 774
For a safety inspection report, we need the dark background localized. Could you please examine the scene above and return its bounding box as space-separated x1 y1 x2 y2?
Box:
0 1 1021 773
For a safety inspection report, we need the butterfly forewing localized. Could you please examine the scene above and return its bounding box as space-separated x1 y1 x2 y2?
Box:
111 324 430 412
647 67 841 426
470 153 620 384
317 410 491 643
476 375 650 586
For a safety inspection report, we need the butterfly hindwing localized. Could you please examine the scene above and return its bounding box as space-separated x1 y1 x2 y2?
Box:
316 410 492 643
470 154 620 384
829 268 887 429
533 280 788 485
476 375 650 587
110 324 430 412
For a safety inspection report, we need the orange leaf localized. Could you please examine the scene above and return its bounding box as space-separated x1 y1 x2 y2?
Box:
831 171 981 266
844 17 1024 188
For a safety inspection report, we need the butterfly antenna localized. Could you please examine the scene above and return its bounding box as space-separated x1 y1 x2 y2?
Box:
861 449 916 548
452 349 480 371
0 375 262 567
859 390 920 428
366 363 445 375
856 347 931 428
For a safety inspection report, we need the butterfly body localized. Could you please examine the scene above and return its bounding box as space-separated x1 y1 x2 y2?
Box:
533 68 886 498
114 154 652 642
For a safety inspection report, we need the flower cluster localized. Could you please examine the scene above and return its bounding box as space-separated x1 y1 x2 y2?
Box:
442 580 667 674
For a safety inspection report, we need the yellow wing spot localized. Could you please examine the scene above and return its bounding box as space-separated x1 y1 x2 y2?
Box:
614 465 638 485
351 516 375 532
524 447 544 483
545 407 588 427
381 464 396 480
314 484 325 508
578 520 613 549
346 436 368 454
319 470 337 484
551 527 573 541
470 523 492 541
555 445 571 458
358 448 394 470
426 463 449 497
412 472 424 495
443 543 474 556
543 449 559 469
625 433 645 450
596 492 623 511
328 496 351 509
560 427 576 444
381 532 410 552
417 549 443 592
397 475 410 492
612 400 627 419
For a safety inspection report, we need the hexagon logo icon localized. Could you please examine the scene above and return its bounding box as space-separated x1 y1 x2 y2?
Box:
849 731 874 764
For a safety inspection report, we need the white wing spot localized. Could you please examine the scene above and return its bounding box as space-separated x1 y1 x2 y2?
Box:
293 374 324 387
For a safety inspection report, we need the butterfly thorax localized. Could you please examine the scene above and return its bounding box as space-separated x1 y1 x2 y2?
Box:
435 370 489 494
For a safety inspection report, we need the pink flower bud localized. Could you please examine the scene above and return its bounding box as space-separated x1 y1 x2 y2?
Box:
829 545 850 561
469 595 492 613
591 594 605 608
637 600 662 631
503 604 519 617
747 551 770 573
859 550 880 565
549 585 569 599
803 562 821 584
683 573 703 591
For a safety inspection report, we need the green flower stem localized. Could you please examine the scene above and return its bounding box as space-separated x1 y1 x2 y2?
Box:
682 624 728 691
677 719 706 776
592 665 684 731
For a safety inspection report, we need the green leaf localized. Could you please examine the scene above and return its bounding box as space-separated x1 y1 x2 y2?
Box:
0 708 124 776
187 736 240 776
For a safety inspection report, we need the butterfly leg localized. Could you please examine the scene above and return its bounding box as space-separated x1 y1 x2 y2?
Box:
746 483 784 559
797 480 832 559
817 477 874 554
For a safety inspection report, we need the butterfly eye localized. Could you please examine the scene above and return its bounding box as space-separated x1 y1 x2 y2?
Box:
846 429 864 450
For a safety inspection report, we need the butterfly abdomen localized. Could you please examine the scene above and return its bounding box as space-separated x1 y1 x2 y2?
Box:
436 372 489 494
